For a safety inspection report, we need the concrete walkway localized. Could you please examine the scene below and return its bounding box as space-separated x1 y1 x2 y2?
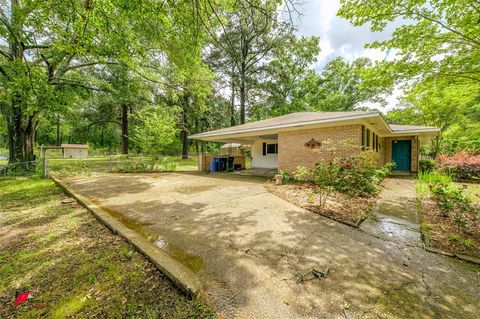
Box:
62 173 480 319
361 178 422 247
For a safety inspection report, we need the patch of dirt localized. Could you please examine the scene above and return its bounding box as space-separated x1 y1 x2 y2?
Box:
265 182 377 227
419 198 480 259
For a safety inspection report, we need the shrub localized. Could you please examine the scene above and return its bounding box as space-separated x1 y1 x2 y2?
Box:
436 153 480 180
334 152 394 197
429 181 472 218
419 159 435 173
310 162 337 208
417 171 476 228
280 170 291 183
293 166 312 182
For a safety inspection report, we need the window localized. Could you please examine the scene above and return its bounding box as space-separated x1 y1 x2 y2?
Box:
361 125 366 149
266 143 278 154
366 129 371 148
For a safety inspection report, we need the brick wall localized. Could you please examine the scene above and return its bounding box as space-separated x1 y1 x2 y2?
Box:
278 124 362 172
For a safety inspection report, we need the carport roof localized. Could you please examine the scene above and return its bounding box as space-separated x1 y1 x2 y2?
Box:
189 111 440 141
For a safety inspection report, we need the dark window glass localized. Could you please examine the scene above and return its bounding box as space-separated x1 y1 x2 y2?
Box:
262 143 266 156
366 129 371 147
266 143 278 154
361 125 366 147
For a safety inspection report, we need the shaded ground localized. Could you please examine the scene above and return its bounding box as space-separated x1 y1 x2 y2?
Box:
0 177 214 318
418 181 480 259
63 172 480 319
361 178 421 247
266 182 375 226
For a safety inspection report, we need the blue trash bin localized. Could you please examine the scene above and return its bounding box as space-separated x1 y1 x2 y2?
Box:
213 157 221 171
210 161 217 172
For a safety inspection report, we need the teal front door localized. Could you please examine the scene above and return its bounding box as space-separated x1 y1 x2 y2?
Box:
392 140 411 171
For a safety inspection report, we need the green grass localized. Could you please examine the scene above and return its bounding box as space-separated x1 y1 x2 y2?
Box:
0 177 215 318
457 182 480 205
45 155 200 175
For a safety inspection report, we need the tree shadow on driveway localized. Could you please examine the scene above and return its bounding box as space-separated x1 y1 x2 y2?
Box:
64 173 480 319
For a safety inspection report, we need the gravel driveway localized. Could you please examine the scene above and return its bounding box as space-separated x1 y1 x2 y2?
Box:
63 172 480 319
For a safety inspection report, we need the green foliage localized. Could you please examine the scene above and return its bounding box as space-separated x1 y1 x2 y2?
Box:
419 160 436 173
416 171 475 228
292 150 393 198
132 106 178 155
293 166 312 183
280 170 291 183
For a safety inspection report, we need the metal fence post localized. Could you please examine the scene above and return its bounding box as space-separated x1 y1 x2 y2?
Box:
43 156 48 178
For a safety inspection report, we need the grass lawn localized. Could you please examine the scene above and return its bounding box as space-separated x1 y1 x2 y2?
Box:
0 176 215 318
459 182 480 205
45 155 200 175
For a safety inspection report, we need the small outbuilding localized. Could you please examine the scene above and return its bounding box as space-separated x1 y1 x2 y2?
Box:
61 144 89 159
220 143 249 156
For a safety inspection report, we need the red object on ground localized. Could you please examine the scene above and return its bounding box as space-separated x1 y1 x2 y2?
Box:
15 292 31 306
346 162 351 169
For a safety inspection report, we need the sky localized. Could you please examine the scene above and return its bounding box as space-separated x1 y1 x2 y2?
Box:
294 0 402 111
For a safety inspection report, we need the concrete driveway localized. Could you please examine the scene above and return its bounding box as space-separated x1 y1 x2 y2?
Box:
62 172 480 319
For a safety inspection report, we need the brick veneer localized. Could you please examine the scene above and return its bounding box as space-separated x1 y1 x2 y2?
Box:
278 124 363 172
277 124 420 173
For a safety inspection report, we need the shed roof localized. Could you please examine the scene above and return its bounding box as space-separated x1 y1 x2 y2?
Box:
61 144 89 149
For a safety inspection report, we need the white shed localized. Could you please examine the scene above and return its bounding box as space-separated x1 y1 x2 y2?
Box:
220 143 249 156
61 144 89 159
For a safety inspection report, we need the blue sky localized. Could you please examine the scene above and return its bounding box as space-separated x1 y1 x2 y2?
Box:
294 0 401 110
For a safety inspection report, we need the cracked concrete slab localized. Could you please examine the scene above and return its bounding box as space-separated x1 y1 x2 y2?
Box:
62 172 480 319
361 178 422 247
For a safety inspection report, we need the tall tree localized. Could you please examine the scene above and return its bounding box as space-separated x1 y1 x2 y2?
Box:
387 79 480 157
315 57 391 111
206 0 291 124
0 0 224 165
250 35 321 119
338 0 480 85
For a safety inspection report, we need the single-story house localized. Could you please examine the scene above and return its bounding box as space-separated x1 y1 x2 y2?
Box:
189 111 440 174
61 144 89 159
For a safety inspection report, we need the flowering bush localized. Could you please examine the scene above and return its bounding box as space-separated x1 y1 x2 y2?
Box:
293 150 394 198
436 153 480 180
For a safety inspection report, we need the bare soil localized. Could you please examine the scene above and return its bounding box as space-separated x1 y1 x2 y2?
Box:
419 198 480 259
265 182 376 226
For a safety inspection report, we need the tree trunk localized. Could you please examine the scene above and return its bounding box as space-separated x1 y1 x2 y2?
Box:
121 103 129 154
56 114 61 146
239 74 246 124
230 72 236 126
181 103 189 159
7 105 36 168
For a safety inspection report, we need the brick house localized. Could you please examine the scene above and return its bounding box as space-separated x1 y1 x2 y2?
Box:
189 111 440 174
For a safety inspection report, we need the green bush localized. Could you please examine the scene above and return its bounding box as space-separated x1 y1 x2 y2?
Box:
417 171 476 228
280 170 291 183
293 166 312 182
333 152 395 197
292 151 394 197
419 159 435 173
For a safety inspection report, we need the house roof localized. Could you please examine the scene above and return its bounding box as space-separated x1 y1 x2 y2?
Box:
190 111 378 139
61 144 89 149
389 124 439 132
189 111 440 141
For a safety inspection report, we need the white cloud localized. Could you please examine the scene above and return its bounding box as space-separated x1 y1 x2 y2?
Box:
295 0 402 109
